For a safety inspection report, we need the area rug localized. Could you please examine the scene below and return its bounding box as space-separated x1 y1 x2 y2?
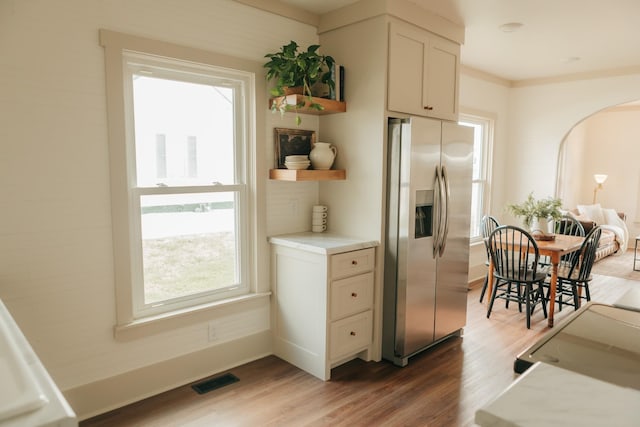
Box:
590 249 640 281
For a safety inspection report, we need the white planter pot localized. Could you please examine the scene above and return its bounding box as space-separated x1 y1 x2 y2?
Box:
529 218 550 235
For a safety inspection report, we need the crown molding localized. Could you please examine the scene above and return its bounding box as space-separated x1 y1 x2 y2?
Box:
460 65 512 87
511 65 640 88
233 0 319 27
462 64 640 89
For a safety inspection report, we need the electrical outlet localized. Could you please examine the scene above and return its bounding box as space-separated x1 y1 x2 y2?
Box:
208 322 217 342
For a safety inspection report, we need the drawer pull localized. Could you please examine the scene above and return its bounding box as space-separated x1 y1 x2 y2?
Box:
351 260 358 265
350 331 356 336
424 105 434 110
351 292 358 298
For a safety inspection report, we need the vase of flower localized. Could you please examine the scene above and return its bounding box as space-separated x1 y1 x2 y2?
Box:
506 192 562 237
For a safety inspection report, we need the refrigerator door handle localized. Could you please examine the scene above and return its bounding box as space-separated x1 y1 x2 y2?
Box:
439 165 451 257
433 165 442 258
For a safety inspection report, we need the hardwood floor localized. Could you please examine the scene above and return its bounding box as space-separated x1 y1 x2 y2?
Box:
81 274 638 427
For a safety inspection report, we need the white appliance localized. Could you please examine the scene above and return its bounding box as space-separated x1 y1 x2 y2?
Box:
0 299 77 427
383 117 473 367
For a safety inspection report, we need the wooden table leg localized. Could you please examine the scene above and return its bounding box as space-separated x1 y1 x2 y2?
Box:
487 258 494 302
548 259 558 328
576 283 582 308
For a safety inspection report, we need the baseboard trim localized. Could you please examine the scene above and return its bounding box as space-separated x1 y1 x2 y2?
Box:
468 276 485 290
64 330 272 421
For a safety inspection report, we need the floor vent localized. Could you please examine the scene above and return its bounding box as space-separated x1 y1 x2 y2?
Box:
192 373 239 395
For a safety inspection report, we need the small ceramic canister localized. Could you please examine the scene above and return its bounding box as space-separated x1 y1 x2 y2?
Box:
311 204 328 232
312 224 327 232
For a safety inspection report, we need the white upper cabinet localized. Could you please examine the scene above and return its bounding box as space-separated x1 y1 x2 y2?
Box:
388 21 460 121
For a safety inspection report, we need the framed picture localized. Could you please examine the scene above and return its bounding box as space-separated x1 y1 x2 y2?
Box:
274 128 316 169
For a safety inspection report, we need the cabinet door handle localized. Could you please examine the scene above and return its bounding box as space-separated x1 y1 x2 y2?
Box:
424 105 433 110
351 292 358 298
351 260 358 265
350 331 356 336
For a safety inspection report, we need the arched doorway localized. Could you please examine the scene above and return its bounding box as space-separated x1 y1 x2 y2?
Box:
556 100 640 239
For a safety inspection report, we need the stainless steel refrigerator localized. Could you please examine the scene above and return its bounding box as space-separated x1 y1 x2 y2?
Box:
383 117 473 367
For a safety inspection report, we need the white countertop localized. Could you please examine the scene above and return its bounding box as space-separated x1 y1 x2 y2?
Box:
0 299 77 426
268 232 379 255
475 362 640 426
613 288 640 311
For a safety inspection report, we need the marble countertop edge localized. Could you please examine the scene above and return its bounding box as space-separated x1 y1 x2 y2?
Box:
268 232 379 254
475 362 640 427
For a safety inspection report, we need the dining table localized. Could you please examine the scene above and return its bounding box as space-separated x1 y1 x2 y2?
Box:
487 233 585 327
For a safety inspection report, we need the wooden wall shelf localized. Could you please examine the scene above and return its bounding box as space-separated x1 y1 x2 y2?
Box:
269 169 346 181
269 95 347 115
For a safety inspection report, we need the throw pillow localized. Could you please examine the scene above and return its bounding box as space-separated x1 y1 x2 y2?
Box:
577 203 605 225
567 211 596 232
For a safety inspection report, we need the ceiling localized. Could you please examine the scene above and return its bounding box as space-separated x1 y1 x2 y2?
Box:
279 0 640 82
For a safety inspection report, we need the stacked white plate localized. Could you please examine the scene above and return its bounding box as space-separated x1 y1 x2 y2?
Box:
285 155 311 170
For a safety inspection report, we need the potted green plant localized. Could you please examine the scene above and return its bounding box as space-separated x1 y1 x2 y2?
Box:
264 41 335 125
506 192 563 234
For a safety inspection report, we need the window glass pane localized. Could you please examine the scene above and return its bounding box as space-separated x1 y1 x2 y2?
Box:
140 192 238 305
470 182 483 238
461 114 493 242
459 122 482 180
472 124 483 180
132 76 235 187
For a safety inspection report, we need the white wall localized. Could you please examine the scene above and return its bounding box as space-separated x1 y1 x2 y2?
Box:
558 120 588 207
0 0 320 418
318 16 387 240
560 107 640 241
506 75 640 211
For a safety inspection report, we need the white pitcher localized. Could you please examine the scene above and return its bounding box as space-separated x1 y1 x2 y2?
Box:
310 142 337 170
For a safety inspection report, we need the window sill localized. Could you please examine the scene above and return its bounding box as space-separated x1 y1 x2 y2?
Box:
114 292 271 341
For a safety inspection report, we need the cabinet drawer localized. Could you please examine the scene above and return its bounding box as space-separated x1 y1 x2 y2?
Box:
330 310 372 360
330 272 374 320
331 247 375 279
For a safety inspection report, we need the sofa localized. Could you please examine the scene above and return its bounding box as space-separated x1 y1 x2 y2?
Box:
567 204 628 262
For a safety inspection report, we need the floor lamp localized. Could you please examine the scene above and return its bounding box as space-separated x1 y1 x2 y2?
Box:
592 174 608 203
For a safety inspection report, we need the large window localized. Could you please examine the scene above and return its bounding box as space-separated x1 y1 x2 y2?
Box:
126 55 250 318
101 31 259 329
460 113 494 242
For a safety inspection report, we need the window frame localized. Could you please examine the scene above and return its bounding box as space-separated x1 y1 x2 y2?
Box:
459 111 494 243
124 54 250 318
100 30 268 338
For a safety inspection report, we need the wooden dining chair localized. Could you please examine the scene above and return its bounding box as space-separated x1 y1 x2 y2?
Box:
479 215 500 303
486 225 548 329
553 214 585 237
539 214 586 270
551 226 602 311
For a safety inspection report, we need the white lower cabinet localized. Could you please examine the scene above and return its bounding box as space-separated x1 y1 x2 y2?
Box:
329 310 372 360
271 240 376 380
